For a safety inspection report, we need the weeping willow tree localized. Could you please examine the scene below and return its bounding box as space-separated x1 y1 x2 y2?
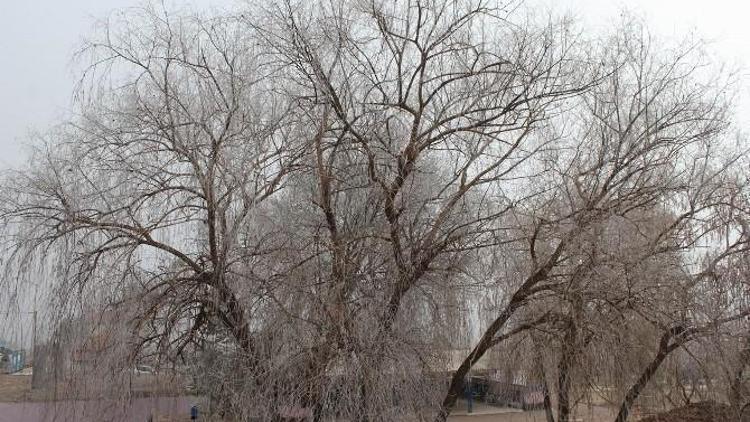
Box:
1 1 750 421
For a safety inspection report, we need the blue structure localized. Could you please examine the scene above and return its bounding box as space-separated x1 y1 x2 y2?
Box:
463 377 473 413
0 339 26 374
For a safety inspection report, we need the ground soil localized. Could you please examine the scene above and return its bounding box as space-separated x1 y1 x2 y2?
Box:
7 375 736 422
448 405 617 422
0 375 31 402
639 401 745 422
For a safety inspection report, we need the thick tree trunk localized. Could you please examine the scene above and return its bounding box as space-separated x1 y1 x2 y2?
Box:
729 336 750 412
558 293 583 422
434 241 565 422
434 304 519 422
557 322 577 422
355 369 370 422
534 336 556 422
543 382 556 422
614 330 680 422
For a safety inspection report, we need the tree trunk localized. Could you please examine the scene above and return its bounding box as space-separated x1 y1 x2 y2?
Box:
558 293 583 422
534 335 556 422
614 331 680 422
729 335 750 412
355 371 370 422
434 305 518 422
434 241 566 422
543 381 556 422
557 320 577 422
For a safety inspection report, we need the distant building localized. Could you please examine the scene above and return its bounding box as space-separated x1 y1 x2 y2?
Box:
0 339 26 373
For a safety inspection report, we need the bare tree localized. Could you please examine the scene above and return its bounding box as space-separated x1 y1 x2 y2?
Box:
0 2 306 403
436 16 748 421
1 2 749 422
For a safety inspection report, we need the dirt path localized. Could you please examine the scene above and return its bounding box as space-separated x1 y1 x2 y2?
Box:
448 405 617 422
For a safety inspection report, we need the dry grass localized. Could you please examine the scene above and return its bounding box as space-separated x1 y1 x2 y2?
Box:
0 377 669 422
0 374 31 402
0 372 189 402
639 401 744 422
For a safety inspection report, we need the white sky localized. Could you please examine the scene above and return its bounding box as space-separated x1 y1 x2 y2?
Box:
0 0 236 169
0 0 749 169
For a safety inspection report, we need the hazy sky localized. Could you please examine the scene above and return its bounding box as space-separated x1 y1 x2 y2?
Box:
1 0 749 170
0 0 236 169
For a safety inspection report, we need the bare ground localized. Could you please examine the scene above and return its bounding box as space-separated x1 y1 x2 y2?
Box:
639 401 747 422
448 403 618 422
1 375 710 422
0 374 31 402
